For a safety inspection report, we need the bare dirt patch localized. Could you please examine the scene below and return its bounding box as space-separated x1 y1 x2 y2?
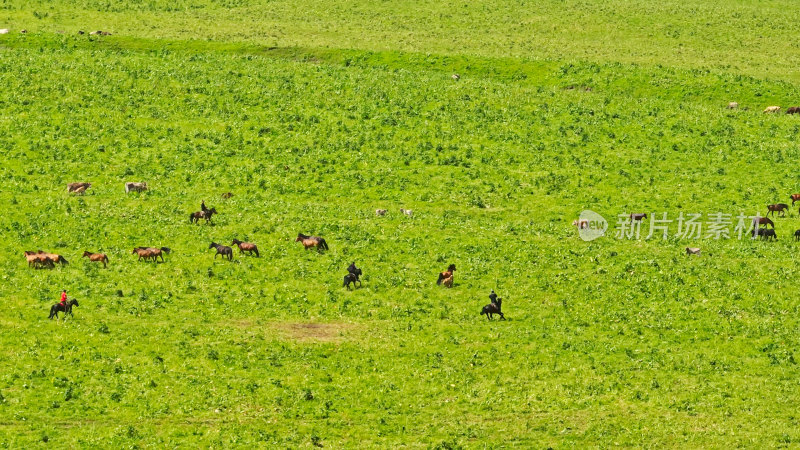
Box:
272 322 358 343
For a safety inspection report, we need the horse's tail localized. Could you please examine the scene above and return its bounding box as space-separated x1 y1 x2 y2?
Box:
49 305 56 319
253 246 260 257
436 273 444 285
319 238 328 250
60 256 68 265
103 255 109 263
189 213 194 223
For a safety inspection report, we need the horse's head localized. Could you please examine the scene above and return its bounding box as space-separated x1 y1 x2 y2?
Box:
70 299 79 307
82 251 91 257
210 208 218 214
161 247 171 254
448 264 456 272
295 234 304 242
209 242 217 249
232 239 241 245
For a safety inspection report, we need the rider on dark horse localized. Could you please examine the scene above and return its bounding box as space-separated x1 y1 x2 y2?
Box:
201 200 208 213
489 290 498 305
60 289 67 308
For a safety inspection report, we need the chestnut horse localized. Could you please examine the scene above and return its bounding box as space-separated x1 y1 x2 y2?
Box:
231 239 259 257
752 217 775 229
82 251 108 268
437 264 456 286
767 203 789 217
792 194 800 206
296 233 328 252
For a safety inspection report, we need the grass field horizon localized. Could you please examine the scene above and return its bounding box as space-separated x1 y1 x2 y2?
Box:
3 2 800 447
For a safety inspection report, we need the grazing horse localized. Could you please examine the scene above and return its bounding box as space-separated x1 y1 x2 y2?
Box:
400 209 414 217
787 107 800 115
727 102 738 109
375 209 387 216
686 247 701 255
481 297 505 320
296 233 328 252
767 203 789 217
754 228 778 240
791 194 800 206
436 264 456 286
572 219 588 229
752 217 775 229
764 106 781 113
630 213 647 222
124 182 147 193
67 182 91 193
209 242 233 261
82 251 108 268
190 208 217 224
49 299 79 319
221 192 233 199
231 239 259 257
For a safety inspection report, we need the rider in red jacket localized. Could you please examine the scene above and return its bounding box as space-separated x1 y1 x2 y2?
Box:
60 290 67 306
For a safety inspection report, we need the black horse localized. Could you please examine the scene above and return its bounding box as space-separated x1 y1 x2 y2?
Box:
209 242 233 261
343 262 363 289
754 228 778 240
795 229 800 241
49 299 79 319
481 297 505 320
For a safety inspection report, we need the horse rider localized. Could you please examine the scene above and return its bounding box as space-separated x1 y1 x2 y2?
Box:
59 289 67 308
201 200 209 213
489 290 498 305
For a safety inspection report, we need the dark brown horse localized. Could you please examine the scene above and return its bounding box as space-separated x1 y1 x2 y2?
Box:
767 204 789 217
752 217 775 229
232 239 259 257
82 251 108 268
209 242 233 261
190 208 217 224
481 297 505 320
630 213 647 222
437 264 456 286
787 107 800 115
754 228 778 240
792 194 800 206
296 233 328 252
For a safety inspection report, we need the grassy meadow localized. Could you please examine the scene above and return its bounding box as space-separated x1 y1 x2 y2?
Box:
2 1 800 447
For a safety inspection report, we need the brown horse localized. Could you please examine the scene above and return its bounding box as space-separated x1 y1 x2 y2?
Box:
190 208 217 224
437 264 456 286
209 242 233 261
32 250 68 266
231 239 259 257
630 213 647 222
221 192 233 199
787 107 800 115
767 204 789 217
752 217 775 229
67 182 91 193
792 194 800 206
82 251 108 268
296 233 329 252
133 247 170 262
24 251 56 269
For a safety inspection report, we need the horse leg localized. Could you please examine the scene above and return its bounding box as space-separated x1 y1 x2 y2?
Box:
499 312 505 320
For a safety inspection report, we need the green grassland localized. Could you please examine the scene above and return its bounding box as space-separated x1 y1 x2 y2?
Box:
2 1 800 447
